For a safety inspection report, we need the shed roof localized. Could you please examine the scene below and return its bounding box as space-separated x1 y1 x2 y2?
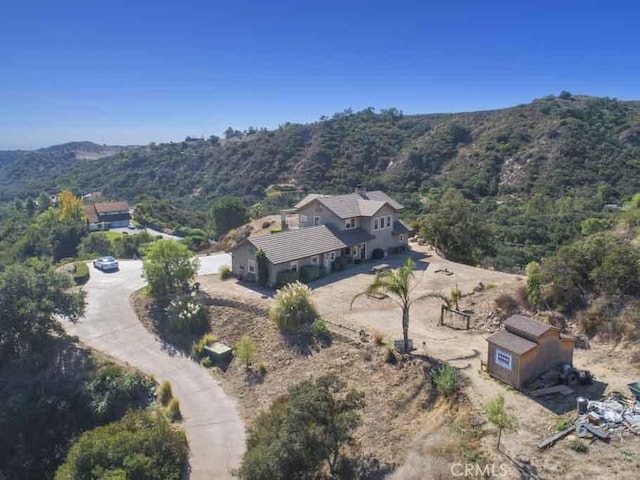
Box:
247 225 374 265
487 330 537 355
504 315 555 340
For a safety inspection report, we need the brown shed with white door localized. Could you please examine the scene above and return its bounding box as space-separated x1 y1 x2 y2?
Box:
486 315 575 390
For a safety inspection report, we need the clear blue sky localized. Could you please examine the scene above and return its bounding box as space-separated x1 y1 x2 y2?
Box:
1 0 639 149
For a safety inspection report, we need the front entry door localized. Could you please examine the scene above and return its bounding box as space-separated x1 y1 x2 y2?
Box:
360 243 366 260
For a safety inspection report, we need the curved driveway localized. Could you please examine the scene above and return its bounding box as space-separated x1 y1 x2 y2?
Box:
65 254 244 479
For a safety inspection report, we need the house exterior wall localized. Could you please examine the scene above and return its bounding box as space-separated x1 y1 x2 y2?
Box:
108 219 130 228
298 200 342 229
487 343 524 389
359 204 406 256
231 242 254 280
268 254 325 286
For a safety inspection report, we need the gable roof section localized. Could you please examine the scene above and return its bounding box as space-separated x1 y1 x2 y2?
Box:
504 315 555 341
366 190 404 210
247 225 374 265
94 201 130 214
487 330 537 355
294 190 404 218
392 220 411 235
83 204 99 223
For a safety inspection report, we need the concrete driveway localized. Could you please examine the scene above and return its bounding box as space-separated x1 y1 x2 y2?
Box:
65 253 243 479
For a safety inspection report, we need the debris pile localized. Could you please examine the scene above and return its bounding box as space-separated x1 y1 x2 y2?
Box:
538 385 640 449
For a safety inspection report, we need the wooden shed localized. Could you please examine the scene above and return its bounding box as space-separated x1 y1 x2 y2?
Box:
486 315 575 390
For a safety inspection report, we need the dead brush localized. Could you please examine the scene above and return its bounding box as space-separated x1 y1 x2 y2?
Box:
372 329 385 346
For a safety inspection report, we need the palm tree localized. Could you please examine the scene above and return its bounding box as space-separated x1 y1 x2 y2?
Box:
351 258 449 353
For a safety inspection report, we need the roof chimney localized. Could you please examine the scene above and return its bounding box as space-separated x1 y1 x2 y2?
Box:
354 184 367 198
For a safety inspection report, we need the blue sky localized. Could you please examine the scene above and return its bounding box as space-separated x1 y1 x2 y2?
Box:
1 0 639 149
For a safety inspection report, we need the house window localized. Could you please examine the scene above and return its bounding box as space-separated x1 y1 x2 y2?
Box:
345 218 356 229
314 216 321 226
300 214 309 223
248 259 256 273
373 218 379 231
386 216 391 228
290 261 298 272
400 234 404 242
311 255 319 264
315 203 323 213
343 247 351 256
330 252 336 261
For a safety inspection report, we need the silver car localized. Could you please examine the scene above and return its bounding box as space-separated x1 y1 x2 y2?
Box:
93 256 119 271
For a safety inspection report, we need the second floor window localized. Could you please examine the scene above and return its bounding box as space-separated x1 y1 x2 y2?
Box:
373 218 379 231
386 216 391 228
345 218 356 229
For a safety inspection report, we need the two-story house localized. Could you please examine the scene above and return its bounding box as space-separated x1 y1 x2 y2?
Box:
230 186 410 286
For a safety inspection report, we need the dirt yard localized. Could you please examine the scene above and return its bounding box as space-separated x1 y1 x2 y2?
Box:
194 244 640 479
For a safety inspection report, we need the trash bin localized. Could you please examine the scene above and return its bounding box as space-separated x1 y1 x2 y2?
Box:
577 396 588 415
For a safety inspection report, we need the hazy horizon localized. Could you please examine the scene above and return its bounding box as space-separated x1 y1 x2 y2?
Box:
2 0 639 150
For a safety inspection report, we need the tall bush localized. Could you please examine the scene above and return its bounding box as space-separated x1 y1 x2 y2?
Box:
270 281 318 331
256 249 269 286
166 293 209 334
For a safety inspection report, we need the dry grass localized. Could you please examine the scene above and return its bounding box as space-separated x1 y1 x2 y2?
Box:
201 301 452 466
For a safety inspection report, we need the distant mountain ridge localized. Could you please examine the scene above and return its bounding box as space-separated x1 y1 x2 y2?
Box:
1 94 639 207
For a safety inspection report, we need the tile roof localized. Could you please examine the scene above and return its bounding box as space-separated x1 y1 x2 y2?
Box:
94 201 130 214
247 225 373 265
487 330 537 355
504 315 555 340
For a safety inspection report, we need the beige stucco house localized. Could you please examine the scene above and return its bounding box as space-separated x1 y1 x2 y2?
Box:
230 186 411 286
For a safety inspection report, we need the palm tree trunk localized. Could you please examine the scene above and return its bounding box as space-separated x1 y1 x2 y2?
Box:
402 306 410 353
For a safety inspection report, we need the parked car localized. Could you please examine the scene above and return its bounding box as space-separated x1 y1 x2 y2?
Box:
93 256 119 271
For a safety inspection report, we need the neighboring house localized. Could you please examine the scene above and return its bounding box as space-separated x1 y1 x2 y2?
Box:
486 315 575 390
231 186 411 286
83 201 131 231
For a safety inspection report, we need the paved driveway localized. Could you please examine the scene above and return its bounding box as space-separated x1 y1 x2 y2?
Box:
65 254 243 479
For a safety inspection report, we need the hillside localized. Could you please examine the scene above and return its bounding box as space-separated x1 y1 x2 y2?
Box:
2 93 639 269
2 95 639 205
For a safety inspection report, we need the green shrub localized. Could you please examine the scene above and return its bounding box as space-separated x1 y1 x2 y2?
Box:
269 226 282 234
568 439 588 453
433 365 458 398
55 410 187 479
219 264 232 280
235 335 257 368
167 399 182 422
276 269 299 286
555 418 572 432
158 381 173 406
72 262 90 285
85 365 155 424
270 281 319 331
311 318 330 340
166 293 209 334
371 248 385 260
300 265 321 283
201 357 213 368
191 334 218 359
256 249 269 286
372 330 385 346
258 361 268 376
